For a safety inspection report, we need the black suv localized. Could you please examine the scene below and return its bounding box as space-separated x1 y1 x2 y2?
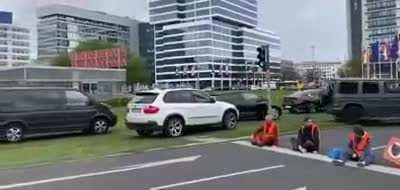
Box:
325 79 400 123
0 88 117 142
214 92 282 120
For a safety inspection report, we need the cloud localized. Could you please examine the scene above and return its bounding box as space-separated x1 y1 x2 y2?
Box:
0 0 347 62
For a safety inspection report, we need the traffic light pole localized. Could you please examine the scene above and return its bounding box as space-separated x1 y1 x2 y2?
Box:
265 45 272 116
257 45 272 116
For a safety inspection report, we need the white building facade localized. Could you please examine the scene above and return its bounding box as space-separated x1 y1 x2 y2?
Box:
150 0 282 89
294 62 342 80
0 24 30 68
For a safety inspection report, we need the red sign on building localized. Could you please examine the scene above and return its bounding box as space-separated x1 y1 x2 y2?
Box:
70 48 128 68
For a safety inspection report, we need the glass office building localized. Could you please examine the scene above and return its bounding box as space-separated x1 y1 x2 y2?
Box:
0 11 30 68
150 0 282 89
37 4 140 60
363 0 398 45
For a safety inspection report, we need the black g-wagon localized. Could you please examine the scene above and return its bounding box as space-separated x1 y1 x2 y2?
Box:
0 88 117 142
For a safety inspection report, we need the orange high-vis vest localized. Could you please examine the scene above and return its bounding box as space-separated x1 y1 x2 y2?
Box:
263 121 279 144
349 132 371 156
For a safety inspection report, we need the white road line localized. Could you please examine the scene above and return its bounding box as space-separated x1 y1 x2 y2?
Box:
149 165 285 190
233 141 400 177
0 155 201 190
293 187 307 190
372 145 387 151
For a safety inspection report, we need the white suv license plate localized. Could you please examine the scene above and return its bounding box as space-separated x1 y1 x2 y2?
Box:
131 108 142 113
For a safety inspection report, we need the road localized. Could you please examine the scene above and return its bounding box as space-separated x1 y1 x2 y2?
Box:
0 127 399 190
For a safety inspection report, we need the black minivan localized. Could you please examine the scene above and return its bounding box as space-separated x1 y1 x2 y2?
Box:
0 88 117 142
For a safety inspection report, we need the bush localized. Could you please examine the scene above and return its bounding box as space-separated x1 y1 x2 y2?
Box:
102 97 131 108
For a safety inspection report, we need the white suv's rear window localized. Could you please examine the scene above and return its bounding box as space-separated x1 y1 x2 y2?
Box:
131 93 158 104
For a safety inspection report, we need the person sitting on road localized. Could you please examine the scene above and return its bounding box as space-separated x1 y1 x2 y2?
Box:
250 115 279 147
332 127 375 167
290 118 320 153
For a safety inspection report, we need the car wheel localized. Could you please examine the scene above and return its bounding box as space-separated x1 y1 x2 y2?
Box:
270 107 281 120
223 111 238 130
91 118 110 134
257 110 267 120
5 123 24 143
164 117 184 137
342 106 363 124
136 130 152 137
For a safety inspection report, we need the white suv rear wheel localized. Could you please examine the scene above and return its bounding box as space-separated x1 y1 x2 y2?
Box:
164 117 184 137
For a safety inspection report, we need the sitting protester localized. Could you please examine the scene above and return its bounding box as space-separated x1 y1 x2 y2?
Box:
290 118 320 153
250 115 279 146
332 127 375 167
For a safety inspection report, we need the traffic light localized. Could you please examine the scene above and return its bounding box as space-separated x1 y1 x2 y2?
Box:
257 46 265 69
256 45 270 71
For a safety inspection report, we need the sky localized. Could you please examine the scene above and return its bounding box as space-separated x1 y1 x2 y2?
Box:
0 0 348 62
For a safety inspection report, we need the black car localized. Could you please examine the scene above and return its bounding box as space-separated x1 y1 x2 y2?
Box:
215 92 282 120
282 89 323 113
0 88 117 142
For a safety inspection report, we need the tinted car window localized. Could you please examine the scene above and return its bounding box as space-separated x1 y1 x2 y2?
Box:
216 93 242 105
164 91 194 103
338 82 358 94
192 91 212 103
132 93 158 104
362 82 380 94
66 91 89 106
0 90 65 112
242 93 258 101
384 82 400 94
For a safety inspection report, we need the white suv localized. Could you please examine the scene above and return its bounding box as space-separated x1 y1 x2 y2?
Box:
125 89 239 137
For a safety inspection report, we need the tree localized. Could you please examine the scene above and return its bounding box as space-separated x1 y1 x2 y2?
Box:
74 39 116 52
281 65 301 81
50 40 116 67
126 54 151 91
51 53 71 67
337 59 362 78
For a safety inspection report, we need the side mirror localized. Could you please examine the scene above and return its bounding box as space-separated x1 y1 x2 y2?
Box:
210 97 217 103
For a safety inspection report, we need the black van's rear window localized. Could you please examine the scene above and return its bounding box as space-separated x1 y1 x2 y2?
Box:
131 93 158 104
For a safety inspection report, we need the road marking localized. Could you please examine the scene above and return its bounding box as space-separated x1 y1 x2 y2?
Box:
293 187 307 190
372 145 387 151
0 155 201 190
149 165 285 190
233 141 400 177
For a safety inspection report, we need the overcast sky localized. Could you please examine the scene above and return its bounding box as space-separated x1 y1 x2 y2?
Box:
0 0 348 62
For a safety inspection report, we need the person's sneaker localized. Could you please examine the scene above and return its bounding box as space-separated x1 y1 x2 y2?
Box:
332 159 345 166
357 161 366 167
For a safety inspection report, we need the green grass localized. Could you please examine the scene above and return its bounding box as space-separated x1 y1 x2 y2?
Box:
0 90 343 169
0 108 193 169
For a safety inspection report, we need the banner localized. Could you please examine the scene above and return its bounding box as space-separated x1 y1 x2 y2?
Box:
70 48 128 69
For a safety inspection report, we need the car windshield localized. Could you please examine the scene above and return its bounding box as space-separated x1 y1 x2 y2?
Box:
131 93 158 104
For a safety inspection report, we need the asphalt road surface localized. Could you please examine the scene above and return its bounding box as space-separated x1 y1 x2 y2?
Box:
0 127 399 190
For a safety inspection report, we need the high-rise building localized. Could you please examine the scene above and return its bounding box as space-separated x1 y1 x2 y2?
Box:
0 11 30 68
347 0 362 60
37 4 140 60
139 22 155 83
149 0 282 89
362 0 398 47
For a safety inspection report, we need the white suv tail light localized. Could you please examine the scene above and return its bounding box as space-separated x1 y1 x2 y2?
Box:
143 105 160 114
